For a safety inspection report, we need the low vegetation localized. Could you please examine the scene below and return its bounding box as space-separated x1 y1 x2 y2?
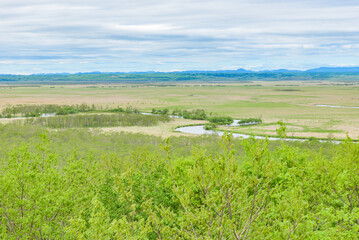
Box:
207 116 233 125
204 123 218 130
0 104 140 118
237 118 262 125
0 128 358 239
151 108 169 115
0 104 95 118
12 113 170 128
171 109 207 120
153 108 234 124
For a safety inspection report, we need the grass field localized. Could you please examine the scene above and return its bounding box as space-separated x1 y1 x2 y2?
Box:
1 80 359 139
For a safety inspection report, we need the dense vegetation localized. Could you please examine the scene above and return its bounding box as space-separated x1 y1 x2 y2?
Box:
153 108 233 123
0 104 94 118
151 108 169 115
13 113 170 128
208 116 233 125
0 104 139 118
204 123 218 130
0 123 359 239
171 109 207 120
237 118 263 125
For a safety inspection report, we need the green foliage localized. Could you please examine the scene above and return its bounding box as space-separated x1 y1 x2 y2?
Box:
14 113 170 128
153 108 208 120
1 104 97 118
151 108 168 115
207 116 233 125
1 126 359 239
237 118 262 125
180 109 207 120
0 133 94 239
0 104 140 118
204 123 217 130
276 121 287 138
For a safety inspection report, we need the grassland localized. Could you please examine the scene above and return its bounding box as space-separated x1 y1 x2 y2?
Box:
1 80 359 139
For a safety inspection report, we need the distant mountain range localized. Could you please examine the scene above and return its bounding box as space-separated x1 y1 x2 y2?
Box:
179 67 359 74
82 67 359 74
2 67 359 76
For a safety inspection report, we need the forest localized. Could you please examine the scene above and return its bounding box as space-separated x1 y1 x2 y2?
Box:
0 121 359 239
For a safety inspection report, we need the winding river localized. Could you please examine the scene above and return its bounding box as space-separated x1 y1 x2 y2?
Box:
175 119 341 143
175 122 307 142
142 113 339 143
5 111 342 143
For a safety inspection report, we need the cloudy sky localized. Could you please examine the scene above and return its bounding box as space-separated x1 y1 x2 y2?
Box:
0 0 358 74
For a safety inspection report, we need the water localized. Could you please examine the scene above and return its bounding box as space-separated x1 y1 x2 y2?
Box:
40 113 56 117
175 121 341 143
140 113 295 142
175 124 304 142
141 112 183 119
31 111 338 143
315 104 359 109
5 112 56 119
229 119 258 126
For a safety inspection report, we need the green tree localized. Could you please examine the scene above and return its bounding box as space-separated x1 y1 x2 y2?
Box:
276 121 287 139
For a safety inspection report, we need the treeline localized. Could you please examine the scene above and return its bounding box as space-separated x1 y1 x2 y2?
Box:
153 108 237 128
171 109 207 120
153 108 238 130
151 108 169 115
207 116 233 125
1 131 359 239
238 117 262 125
0 104 140 118
152 108 233 123
152 108 207 119
15 113 170 128
204 116 234 130
0 104 95 117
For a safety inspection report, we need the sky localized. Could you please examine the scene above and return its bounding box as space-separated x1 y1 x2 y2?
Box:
0 0 358 74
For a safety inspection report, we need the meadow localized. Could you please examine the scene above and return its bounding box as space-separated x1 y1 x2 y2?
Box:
1 80 359 139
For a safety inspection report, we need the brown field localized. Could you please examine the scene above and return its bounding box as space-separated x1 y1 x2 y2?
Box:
100 118 206 138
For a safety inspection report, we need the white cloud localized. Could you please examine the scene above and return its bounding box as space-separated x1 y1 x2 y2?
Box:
0 0 358 73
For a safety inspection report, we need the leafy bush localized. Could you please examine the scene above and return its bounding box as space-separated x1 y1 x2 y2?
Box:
204 123 217 130
237 118 262 125
1 104 141 118
208 116 233 125
151 108 169 115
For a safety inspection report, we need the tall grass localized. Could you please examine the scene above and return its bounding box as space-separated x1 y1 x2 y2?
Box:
15 113 170 128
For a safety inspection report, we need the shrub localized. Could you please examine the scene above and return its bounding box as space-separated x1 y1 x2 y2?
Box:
208 116 233 125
